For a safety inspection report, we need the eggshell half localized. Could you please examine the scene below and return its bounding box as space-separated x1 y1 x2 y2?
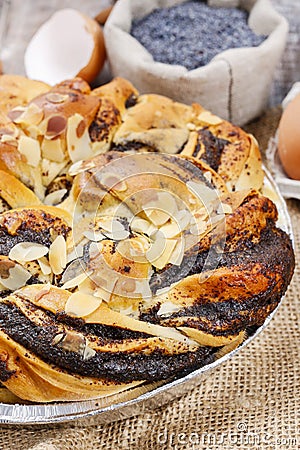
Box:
24 9 106 85
278 94 300 180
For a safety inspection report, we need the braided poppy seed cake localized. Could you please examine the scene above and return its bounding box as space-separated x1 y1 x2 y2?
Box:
0 76 294 402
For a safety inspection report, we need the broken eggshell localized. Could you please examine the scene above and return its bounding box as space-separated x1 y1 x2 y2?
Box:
24 9 106 85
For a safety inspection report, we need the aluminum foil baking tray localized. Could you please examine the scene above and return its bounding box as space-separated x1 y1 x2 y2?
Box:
0 167 293 425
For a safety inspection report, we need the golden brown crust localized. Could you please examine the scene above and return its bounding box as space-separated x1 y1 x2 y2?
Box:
89 78 138 151
113 94 192 154
0 76 294 403
0 75 49 115
181 106 264 191
53 78 92 94
0 170 41 209
0 141 44 199
31 86 100 126
92 77 138 115
0 329 142 402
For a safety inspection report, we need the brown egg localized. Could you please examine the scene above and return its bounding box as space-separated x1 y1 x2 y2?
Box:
278 94 300 180
24 9 106 86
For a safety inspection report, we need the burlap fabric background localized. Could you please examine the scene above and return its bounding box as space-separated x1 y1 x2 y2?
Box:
0 1 299 448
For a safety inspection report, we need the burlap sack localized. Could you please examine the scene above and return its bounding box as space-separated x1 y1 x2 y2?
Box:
104 0 288 125
270 0 300 105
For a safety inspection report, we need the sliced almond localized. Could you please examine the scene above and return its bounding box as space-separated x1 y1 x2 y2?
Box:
130 217 153 234
121 279 138 294
38 256 52 275
26 124 41 140
217 202 233 215
58 331 86 354
9 242 49 262
156 191 178 216
46 93 69 104
134 279 152 300
187 122 196 131
144 209 171 227
18 135 41 167
155 286 171 296
52 333 64 345
93 285 113 302
41 138 66 162
0 124 19 139
145 232 166 263
61 258 86 284
190 219 207 236
144 191 178 225
159 221 181 239
197 111 223 125
88 265 119 301
152 239 177 270
203 171 212 183
68 160 84 176
1 134 18 147
99 219 129 241
83 230 105 242
7 107 26 122
41 158 67 186
33 116 48 136
0 264 32 290
49 235 67 275
68 159 96 176
65 291 102 317
129 237 151 255
169 238 185 266
210 213 225 225
44 188 67 206
147 223 159 237
98 218 123 233
157 302 181 317
61 270 92 290
146 234 177 270
45 115 67 139
187 180 218 205
173 209 192 231
66 113 93 163
100 172 127 192
83 344 96 361
117 237 149 263
104 229 129 241
11 103 44 126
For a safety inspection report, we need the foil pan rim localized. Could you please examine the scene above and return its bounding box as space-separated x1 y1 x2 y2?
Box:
0 166 293 425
